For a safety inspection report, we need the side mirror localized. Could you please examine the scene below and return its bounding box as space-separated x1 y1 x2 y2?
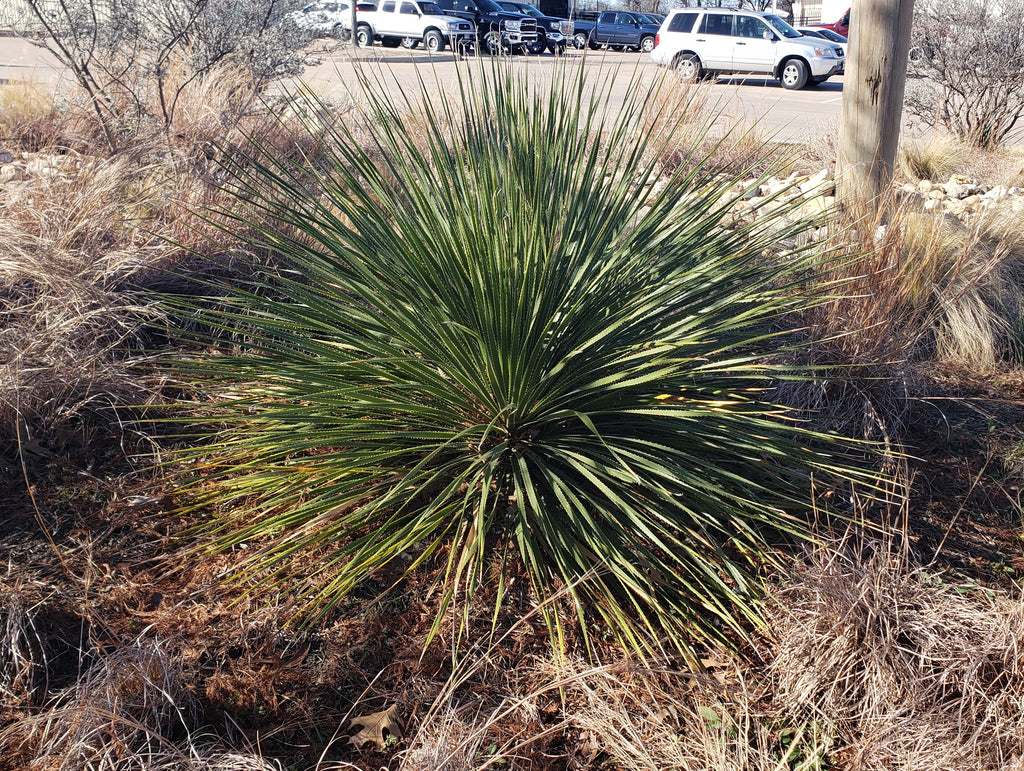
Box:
762 30 773 40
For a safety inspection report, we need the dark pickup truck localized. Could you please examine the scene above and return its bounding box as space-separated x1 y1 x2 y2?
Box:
497 0 573 54
572 10 660 52
436 0 539 52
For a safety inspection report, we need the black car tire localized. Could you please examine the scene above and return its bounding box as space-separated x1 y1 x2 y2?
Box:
639 35 655 53
548 42 565 55
356 24 373 47
526 32 546 54
572 31 587 49
400 36 420 48
780 58 809 89
483 30 505 55
424 29 445 53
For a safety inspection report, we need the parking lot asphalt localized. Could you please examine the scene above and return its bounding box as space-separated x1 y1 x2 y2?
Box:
297 44 844 143
1 35 843 143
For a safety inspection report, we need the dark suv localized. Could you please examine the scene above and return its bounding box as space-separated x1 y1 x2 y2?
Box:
436 0 538 53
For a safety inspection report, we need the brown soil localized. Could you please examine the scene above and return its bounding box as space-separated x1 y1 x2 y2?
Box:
1 365 1022 769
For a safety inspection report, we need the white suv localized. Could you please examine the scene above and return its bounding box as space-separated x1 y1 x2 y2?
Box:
650 9 845 89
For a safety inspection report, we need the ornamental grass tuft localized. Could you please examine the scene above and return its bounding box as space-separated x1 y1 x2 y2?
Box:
172 61 872 658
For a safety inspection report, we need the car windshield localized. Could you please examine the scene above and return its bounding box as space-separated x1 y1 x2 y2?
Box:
763 14 802 38
522 3 544 15
476 0 505 12
816 28 847 42
421 0 443 12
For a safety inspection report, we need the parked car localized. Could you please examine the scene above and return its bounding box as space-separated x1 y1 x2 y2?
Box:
288 1 375 38
435 0 538 53
797 26 847 57
650 8 845 89
358 0 475 51
496 1 572 54
573 10 660 52
812 7 849 37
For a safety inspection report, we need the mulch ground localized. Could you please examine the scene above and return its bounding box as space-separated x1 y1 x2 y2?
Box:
1 364 1022 769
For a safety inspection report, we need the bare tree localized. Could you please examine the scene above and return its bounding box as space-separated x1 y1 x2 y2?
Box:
15 0 311 151
905 0 1024 149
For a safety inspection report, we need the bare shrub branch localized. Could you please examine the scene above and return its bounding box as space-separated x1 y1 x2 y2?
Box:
12 0 312 149
906 0 1024 149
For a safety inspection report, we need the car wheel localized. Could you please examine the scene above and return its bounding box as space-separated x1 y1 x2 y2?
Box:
639 35 655 53
674 52 702 83
780 58 809 89
424 29 445 53
588 37 601 50
572 31 587 49
483 30 505 55
526 33 546 54
356 24 372 47
400 36 419 49
548 42 566 55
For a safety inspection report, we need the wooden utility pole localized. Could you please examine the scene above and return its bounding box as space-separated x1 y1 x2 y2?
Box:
836 0 916 202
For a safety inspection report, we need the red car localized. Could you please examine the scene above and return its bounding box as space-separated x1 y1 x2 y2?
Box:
814 7 849 37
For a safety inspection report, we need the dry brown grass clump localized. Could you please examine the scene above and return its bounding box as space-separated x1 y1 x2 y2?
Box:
771 545 1024 770
1 639 198 770
0 80 59 150
0 155 188 441
899 135 975 183
900 134 1024 188
0 77 361 448
783 195 1024 441
399 704 483 771
0 591 44 708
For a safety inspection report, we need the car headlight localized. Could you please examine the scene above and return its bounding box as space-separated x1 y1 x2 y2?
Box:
506 19 521 30
813 47 833 57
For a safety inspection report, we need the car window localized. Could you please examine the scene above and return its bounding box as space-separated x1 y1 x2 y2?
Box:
699 12 733 36
617 12 636 24
763 14 803 38
420 0 442 11
735 15 771 38
400 1 417 12
381 1 395 10
667 12 697 32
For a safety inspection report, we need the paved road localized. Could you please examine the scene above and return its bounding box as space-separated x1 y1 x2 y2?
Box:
1 36 843 143
300 45 844 142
